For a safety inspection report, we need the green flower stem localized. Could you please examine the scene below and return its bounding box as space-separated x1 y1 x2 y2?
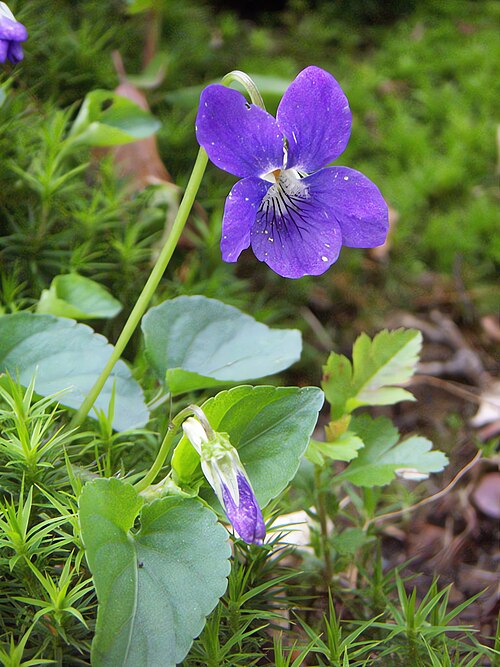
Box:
315 464 333 584
134 405 198 493
70 147 209 429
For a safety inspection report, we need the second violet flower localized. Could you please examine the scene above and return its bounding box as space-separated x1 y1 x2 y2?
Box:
196 66 389 279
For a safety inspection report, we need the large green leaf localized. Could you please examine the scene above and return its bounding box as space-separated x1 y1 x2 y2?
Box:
80 479 230 667
338 414 448 487
36 274 122 320
0 313 148 431
172 385 324 507
70 90 161 147
142 296 302 395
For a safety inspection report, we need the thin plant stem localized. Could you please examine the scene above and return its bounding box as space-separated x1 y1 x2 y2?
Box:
134 405 201 492
221 71 266 109
70 148 208 429
314 464 333 584
134 424 177 493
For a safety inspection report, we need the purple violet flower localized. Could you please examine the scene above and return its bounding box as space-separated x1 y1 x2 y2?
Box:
195 66 389 279
182 417 266 545
0 2 27 65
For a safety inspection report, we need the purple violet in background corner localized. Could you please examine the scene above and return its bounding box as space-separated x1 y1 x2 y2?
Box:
195 66 389 279
182 417 266 545
0 2 27 64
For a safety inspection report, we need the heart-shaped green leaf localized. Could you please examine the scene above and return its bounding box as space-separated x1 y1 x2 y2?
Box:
142 296 302 395
0 313 148 431
173 385 324 507
80 478 230 667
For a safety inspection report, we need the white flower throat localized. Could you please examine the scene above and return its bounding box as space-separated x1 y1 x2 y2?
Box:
257 168 312 239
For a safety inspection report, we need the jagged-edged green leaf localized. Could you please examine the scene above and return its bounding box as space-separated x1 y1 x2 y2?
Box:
142 296 302 395
36 274 122 320
80 479 230 667
172 385 324 507
70 89 161 147
306 432 364 466
347 329 422 410
338 414 448 487
0 313 148 431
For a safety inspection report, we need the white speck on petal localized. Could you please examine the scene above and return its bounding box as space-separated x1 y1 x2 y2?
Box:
343 176 349 181
321 256 328 262
244 197 249 201
268 237 274 242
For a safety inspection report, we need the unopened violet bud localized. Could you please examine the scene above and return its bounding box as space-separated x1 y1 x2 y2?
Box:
0 2 28 65
182 415 266 545
221 473 266 545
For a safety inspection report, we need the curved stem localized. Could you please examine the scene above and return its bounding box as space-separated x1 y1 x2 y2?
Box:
221 70 266 110
70 147 208 429
134 405 200 492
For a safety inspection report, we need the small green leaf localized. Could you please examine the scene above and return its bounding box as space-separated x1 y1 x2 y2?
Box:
347 329 422 410
80 478 230 667
306 432 364 465
70 90 161 147
322 353 353 419
338 414 448 487
331 528 371 556
172 385 324 507
126 0 157 13
142 296 302 395
0 313 148 431
36 274 122 320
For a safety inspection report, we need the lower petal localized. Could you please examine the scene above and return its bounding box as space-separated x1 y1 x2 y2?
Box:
250 173 342 279
221 177 271 263
306 167 389 248
7 41 23 64
0 39 7 62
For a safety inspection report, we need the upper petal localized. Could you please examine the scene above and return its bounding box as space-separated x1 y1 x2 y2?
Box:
221 176 271 263
0 15 28 42
306 167 389 248
277 66 352 172
250 170 343 278
196 84 284 178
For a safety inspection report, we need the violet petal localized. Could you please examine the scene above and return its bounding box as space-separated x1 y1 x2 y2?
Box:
307 166 389 248
277 66 352 172
250 170 343 279
221 474 266 545
0 38 7 62
196 84 284 179
221 176 271 263
7 39 23 63
0 14 27 42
